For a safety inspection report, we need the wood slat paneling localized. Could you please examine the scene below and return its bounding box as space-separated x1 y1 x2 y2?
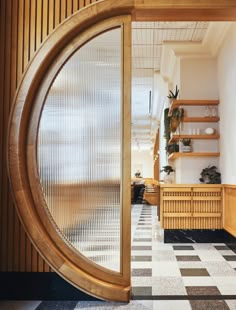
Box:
0 0 7 272
36 0 42 50
23 0 30 69
67 1 73 17
48 0 54 33
223 185 236 237
160 184 222 229
61 0 67 22
42 0 49 40
55 0 60 27
17 0 24 84
1 0 236 276
0 0 97 273
30 0 36 58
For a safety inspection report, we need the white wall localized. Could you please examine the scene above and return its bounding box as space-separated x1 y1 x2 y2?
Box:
170 57 219 183
175 157 219 184
217 23 236 184
132 150 153 178
180 58 219 100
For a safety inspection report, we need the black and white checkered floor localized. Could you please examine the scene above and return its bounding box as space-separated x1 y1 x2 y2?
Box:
1 204 236 309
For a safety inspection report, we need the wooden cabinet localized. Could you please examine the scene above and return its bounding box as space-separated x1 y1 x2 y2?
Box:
160 184 223 229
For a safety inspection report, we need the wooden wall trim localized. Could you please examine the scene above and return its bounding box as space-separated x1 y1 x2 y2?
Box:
223 184 236 237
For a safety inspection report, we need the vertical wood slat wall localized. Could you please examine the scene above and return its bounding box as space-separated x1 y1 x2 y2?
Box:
0 0 99 273
223 185 236 237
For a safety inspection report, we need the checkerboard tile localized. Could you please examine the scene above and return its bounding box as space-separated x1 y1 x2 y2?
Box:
131 204 236 306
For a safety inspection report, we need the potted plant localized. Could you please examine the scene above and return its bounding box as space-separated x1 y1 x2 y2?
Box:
167 85 179 102
199 165 221 184
160 165 175 184
135 170 141 178
181 138 192 152
161 165 174 175
166 142 179 155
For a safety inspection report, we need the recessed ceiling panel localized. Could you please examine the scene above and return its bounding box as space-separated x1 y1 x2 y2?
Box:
132 29 154 45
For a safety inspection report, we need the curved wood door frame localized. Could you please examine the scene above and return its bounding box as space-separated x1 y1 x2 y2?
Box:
8 15 131 302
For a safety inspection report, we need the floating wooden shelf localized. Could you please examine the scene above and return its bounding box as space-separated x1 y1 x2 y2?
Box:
169 134 220 143
168 152 220 160
183 117 219 123
169 99 219 114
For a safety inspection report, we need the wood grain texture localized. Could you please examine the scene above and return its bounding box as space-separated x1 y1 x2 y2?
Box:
160 185 222 229
0 0 96 274
1 0 236 283
223 185 236 237
8 8 132 299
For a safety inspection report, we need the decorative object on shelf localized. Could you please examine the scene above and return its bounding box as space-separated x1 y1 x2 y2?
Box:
205 127 215 135
181 138 192 153
211 107 218 117
199 165 221 184
204 106 210 117
160 165 175 184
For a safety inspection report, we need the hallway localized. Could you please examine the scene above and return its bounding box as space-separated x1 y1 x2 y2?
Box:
1 204 236 309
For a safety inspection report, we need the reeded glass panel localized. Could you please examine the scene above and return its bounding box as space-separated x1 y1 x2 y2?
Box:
37 28 122 272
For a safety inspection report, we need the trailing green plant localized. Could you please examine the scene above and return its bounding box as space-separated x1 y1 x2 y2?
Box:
199 165 221 184
160 165 175 175
167 85 179 100
170 107 184 133
164 108 171 141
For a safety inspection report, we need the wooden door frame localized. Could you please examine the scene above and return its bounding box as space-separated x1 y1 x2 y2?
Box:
7 0 236 302
8 15 131 302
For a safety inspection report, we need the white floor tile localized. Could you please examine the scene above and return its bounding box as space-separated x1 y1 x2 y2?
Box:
131 276 153 286
197 250 225 262
203 261 236 276
226 300 236 310
153 300 192 310
152 262 181 276
212 276 236 294
182 276 215 286
152 276 187 295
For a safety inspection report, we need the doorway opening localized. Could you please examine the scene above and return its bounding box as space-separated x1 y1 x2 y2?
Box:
130 21 236 308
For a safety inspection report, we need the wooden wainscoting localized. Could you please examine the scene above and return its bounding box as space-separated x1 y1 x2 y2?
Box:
223 185 236 237
160 184 223 229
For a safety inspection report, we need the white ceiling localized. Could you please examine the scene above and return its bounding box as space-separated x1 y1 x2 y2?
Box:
131 21 210 152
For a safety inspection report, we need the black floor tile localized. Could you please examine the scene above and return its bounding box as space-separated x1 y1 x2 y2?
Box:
173 245 194 250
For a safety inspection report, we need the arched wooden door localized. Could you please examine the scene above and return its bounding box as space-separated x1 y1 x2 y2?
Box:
7 16 131 302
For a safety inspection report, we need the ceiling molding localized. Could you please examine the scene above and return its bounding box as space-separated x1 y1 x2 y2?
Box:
160 22 232 85
203 22 232 56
